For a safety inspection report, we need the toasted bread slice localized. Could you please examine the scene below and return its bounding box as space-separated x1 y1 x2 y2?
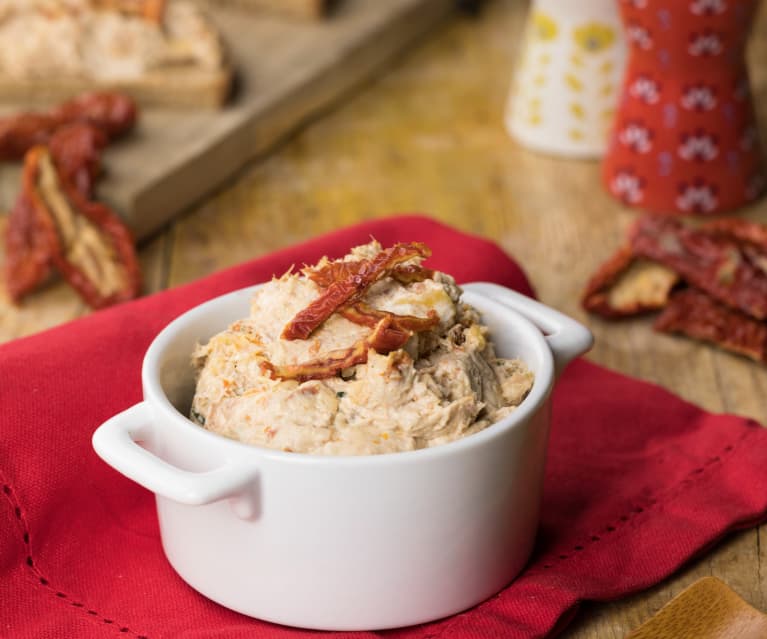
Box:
0 1 232 109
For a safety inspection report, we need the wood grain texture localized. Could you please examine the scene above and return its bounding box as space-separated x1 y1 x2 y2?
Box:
1 1 766 636
625 577 767 639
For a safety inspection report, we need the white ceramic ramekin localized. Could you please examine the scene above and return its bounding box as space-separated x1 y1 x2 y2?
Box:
92 282 592 631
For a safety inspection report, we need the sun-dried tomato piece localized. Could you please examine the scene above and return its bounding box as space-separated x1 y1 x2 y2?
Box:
582 244 679 318
0 113 58 161
21 146 141 309
654 288 767 363
304 259 359 288
264 317 411 382
48 124 108 197
3 193 57 302
631 215 767 320
306 257 433 289
51 92 138 141
340 303 438 332
367 319 412 352
270 243 440 380
0 92 137 161
701 218 767 251
390 264 434 285
260 344 366 383
283 242 431 340
740 244 767 279
701 218 767 277
91 0 166 23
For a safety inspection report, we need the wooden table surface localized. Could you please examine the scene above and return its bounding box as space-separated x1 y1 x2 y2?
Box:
2 1 767 636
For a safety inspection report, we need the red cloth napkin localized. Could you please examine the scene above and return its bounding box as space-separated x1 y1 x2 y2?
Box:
2 215 767 639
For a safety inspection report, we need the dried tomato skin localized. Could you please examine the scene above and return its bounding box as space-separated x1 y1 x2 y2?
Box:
267 317 412 382
390 264 434 285
0 92 137 161
284 278 358 340
341 303 438 332
263 341 370 383
56 187 142 309
0 113 59 161
655 288 767 363
701 218 767 277
581 215 767 362
51 92 138 141
305 261 356 288
2 193 57 302
271 242 439 379
367 323 412 352
308 260 433 288
581 244 679 318
2 92 139 306
582 245 639 318
631 216 767 320
701 218 767 252
48 124 107 197
22 146 141 309
283 242 431 340
92 0 166 23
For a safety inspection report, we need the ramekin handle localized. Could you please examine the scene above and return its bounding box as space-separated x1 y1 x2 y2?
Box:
465 282 593 377
92 402 258 520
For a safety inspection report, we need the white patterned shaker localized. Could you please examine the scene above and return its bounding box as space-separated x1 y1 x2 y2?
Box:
506 0 627 158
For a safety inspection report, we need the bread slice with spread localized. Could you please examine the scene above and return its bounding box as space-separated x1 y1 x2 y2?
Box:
0 0 231 108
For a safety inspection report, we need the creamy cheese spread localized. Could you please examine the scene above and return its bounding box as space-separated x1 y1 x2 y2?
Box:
190 242 534 455
0 0 223 80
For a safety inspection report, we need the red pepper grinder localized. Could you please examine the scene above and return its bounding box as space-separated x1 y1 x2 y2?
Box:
602 0 764 214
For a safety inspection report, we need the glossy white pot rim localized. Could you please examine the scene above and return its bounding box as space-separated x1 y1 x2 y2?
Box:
139 282 593 467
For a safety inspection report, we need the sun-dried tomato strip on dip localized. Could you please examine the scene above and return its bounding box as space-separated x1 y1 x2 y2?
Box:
282 242 431 340
262 316 412 383
305 255 438 342
340 302 438 332
307 259 434 288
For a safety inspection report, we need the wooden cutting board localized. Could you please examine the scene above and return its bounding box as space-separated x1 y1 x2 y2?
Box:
0 0 454 241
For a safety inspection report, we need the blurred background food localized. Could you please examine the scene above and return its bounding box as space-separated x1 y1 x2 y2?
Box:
0 0 231 107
